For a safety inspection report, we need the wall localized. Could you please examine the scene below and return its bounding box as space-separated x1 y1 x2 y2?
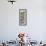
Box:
0 0 46 41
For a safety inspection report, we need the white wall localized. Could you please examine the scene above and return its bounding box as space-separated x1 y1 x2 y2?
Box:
0 0 46 41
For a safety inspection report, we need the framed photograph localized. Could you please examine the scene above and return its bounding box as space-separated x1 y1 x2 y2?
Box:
19 9 27 26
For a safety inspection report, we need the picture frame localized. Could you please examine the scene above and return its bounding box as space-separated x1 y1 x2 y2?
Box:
19 9 27 26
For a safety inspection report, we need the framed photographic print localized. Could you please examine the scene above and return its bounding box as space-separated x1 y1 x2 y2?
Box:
19 9 27 26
